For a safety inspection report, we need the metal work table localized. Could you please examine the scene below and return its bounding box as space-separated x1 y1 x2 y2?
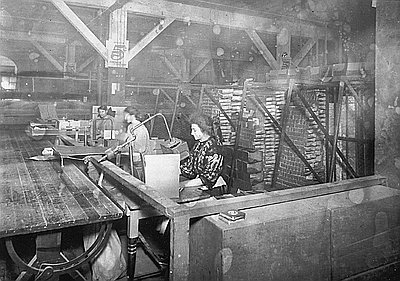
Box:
0 130 123 280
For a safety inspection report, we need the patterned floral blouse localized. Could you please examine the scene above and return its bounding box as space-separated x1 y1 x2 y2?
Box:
180 137 224 189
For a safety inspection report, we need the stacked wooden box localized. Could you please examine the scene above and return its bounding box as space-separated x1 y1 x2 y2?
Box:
189 184 400 280
222 146 263 191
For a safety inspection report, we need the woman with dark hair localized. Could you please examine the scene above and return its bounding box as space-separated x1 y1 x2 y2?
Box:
122 106 151 180
180 112 226 195
93 105 114 146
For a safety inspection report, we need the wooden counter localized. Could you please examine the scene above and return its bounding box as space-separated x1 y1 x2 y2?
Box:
0 130 123 279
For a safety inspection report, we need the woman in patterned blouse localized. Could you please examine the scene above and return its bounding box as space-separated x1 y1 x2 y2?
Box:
180 112 226 194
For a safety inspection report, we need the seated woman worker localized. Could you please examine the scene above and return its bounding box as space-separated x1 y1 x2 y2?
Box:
180 112 227 196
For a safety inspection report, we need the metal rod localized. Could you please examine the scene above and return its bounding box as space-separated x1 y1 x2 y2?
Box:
98 113 172 162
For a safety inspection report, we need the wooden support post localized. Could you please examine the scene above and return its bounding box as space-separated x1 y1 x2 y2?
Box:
292 38 316 67
325 87 330 181
127 17 175 62
30 40 64 72
245 29 280 70
248 92 323 183
203 88 236 130
329 81 345 182
169 216 190 281
106 7 128 104
276 28 291 68
271 80 294 188
51 0 108 59
343 78 366 111
64 42 77 75
229 80 250 191
297 90 357 178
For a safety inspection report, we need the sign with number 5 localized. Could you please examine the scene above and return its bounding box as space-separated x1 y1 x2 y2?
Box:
106 40 129 68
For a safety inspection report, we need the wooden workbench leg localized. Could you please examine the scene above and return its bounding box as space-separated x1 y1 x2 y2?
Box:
126 208 139 281
169 216 190 281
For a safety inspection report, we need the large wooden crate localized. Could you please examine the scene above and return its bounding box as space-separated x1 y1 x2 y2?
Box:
189 185 400 280
190 197 332 281
329 186 400 280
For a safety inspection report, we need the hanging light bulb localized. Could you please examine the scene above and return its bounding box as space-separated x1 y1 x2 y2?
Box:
216 47 224 56
212 24 221 35
176 37 184 46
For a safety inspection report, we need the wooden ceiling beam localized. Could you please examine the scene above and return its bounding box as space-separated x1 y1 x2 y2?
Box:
50 0 108 60
292 38 316 67
0 30 67 44
246 29 280 70
127 17 175 62
30 40 64 72
47 0 332 39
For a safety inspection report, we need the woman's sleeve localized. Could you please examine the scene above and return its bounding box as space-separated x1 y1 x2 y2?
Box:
198 152 224 189
180 154 196 179
130 127 149 154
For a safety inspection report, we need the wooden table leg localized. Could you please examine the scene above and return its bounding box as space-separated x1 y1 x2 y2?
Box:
169 216 190 281
126 208 139 281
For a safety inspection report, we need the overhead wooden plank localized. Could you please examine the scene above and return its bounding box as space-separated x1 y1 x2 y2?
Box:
0 30 67 44
189 58 211 82
127 17 175 62
50 0 108 60
30 40 64 72
292 38 316 67
246 29 280 70
152 48 211 59
54 0 332 39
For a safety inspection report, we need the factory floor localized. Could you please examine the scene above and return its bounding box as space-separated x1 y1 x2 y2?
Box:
0 219 168 281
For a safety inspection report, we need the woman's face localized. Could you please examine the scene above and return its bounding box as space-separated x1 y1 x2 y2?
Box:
98 109 107 118
191 124 204 140
124 113 136 123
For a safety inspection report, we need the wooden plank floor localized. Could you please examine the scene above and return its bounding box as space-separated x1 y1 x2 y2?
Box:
0 130 123 238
